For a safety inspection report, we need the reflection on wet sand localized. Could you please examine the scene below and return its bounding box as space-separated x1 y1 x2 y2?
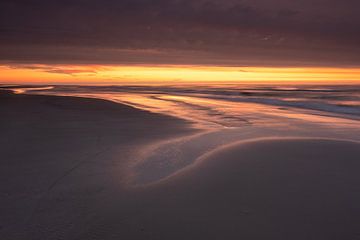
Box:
7 84 360 184
27 89 359 129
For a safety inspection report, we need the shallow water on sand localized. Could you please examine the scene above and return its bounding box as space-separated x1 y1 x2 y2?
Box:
12 84 360 129
7 84 360 184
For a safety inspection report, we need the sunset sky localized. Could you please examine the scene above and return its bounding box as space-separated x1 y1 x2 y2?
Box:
1 0 360 84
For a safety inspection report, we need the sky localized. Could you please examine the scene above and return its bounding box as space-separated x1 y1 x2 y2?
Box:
1 0 360 84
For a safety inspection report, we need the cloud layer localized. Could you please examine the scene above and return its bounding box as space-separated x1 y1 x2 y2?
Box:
1 0 360 66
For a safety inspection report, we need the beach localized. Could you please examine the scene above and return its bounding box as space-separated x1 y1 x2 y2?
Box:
1 0 360 238
1 89 360 239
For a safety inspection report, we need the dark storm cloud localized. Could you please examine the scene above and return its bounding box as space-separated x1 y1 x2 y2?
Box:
1 0 360 66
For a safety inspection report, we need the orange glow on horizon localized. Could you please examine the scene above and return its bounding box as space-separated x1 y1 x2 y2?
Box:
1 64 360 84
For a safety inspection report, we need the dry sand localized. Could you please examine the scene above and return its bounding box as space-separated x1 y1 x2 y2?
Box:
1 91 360 240
0 91 192 239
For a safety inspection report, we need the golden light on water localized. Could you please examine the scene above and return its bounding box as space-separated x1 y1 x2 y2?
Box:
1 64 360 84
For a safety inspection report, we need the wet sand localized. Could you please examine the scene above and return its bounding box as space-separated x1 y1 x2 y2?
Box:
1 91 360 239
